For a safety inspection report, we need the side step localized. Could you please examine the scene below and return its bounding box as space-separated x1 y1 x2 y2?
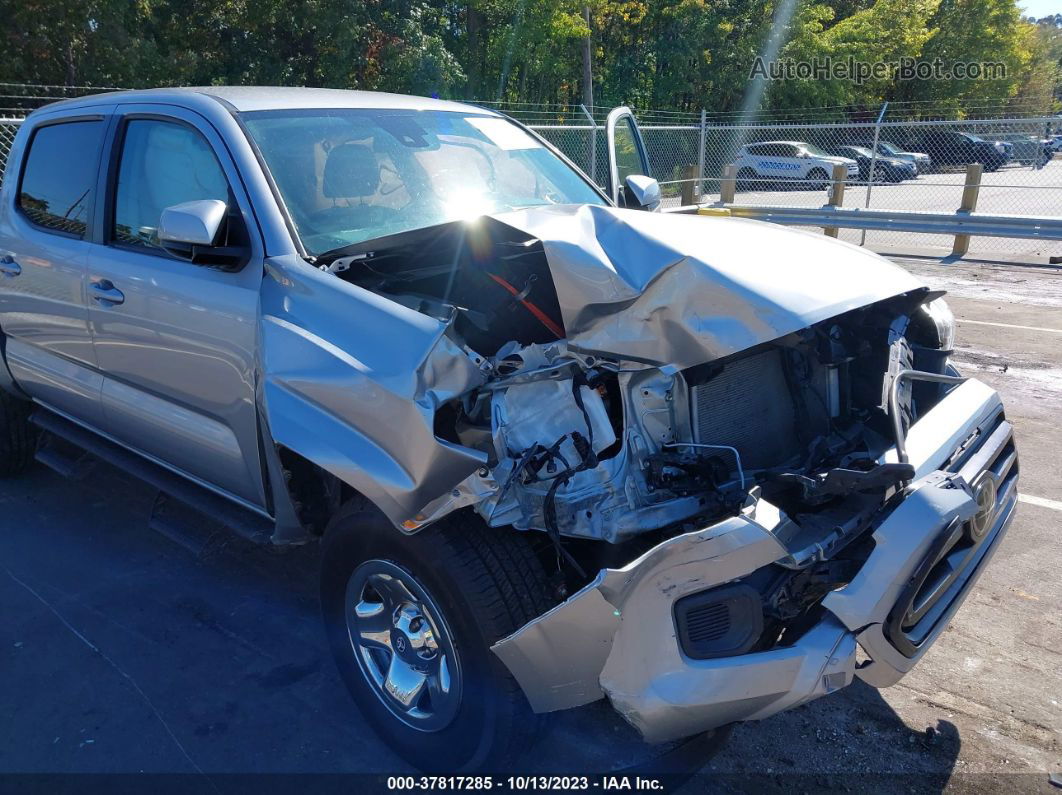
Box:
30 409 274 545
34 432 93 480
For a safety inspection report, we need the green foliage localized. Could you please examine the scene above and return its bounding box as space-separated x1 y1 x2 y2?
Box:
766 0 940 111
892 0 1029 111
0 0 1057 116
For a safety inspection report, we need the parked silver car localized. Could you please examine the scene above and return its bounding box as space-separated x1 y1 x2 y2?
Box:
0 88 1018 772
859 139 932 173
994 133 1051 167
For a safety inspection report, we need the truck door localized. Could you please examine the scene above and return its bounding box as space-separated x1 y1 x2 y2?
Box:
0 112 111 427
605 107 655 207
758 143 794 180
85 104 267 509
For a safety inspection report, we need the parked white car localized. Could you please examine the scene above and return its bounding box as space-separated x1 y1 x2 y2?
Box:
735 141 859 189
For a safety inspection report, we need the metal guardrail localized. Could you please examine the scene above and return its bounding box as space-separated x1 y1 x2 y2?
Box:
707 204 1062 242
665 161 1062 258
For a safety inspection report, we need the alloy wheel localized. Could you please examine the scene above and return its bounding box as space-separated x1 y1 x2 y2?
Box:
345 559 462 732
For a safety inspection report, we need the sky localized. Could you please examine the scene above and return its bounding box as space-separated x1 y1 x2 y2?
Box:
1020 0 1062 18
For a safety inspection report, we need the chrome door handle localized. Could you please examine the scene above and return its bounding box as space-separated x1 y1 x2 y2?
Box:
90 279 125 306
0 255 20 277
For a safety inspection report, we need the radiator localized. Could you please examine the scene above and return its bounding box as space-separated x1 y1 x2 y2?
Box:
690 348 801 471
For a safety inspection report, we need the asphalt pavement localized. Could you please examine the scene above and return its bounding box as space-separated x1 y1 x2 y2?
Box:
0 255 1059 792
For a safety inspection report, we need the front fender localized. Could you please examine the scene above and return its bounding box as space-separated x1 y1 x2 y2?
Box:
258 255 487 527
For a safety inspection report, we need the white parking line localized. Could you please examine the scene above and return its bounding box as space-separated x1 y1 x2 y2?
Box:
1019 494 1062 512
958 318 1062 335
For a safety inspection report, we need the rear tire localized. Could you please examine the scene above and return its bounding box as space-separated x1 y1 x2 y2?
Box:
736 167 756 191
0 391 35 477
320 502 553 772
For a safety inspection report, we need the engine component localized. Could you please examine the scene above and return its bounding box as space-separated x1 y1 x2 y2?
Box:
689 349 802 472
774 462 916 505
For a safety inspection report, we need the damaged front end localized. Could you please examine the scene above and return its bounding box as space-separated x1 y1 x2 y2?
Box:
265 205 1017 743
492 374 1016 742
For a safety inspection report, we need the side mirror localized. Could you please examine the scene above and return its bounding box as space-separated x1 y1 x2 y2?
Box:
158 199 246 269
159 199 227 247
623 174 661 211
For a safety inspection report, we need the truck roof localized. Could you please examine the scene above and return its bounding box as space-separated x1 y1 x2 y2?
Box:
30 86 500 116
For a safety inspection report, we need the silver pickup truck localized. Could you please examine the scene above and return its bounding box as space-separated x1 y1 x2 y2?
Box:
0 88 1018 772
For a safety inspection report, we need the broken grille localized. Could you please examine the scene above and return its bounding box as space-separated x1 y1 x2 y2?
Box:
885 410 1017 657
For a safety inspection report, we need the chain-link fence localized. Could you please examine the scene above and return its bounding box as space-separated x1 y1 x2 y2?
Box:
0 81 120 117
0 83 120 187
2 85 1059 259
692 116 1062 257
0 119 21 184
477 101 709 203
514 107 1062 259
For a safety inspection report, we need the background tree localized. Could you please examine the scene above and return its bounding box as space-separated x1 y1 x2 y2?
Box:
0 0 1057 117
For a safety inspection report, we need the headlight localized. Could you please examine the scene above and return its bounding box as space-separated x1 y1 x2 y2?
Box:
921 297 955 351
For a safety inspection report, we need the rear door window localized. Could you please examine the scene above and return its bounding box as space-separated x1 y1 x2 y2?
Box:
17 120 105 237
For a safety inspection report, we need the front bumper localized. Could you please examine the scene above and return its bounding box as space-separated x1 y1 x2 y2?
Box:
492 378 1018 743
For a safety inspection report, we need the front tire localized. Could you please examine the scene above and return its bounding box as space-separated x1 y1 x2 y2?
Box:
0 391 35 477
321 502 553 771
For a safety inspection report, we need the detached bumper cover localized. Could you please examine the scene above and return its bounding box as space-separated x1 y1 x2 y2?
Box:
491 378 1018 743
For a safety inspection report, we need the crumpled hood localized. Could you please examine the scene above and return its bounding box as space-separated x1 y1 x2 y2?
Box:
492 204 924 369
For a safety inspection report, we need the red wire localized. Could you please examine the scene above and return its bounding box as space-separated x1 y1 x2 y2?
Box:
486 273 565 339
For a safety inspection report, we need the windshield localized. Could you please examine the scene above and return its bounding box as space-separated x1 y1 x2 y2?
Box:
242 109 606 256
803 143 832 157
878 142 901 155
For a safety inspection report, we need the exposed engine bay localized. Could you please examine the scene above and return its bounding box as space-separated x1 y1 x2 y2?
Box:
314 207 956 614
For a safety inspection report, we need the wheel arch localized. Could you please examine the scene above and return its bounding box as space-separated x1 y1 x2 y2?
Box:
0 322 29 400
274 444 363 535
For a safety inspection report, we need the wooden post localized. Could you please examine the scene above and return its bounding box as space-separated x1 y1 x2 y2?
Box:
951 163 983 257
680 164 699 205
824 163 847 238
720 164 736 204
